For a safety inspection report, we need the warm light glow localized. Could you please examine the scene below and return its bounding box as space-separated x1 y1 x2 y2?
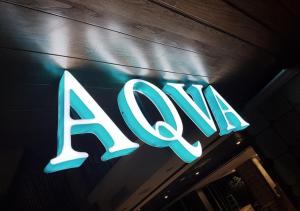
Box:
187 53 209 83
48 19 70 69
153 45 181 81
252 157 279 196
126 40 150 76
87 28 133 75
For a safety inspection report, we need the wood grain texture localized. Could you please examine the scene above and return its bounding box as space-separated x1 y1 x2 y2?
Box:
0 1 275 85
226 0 300 49
152 0 284 53
0 2 216 78
226 0 296 35
4 0 267 56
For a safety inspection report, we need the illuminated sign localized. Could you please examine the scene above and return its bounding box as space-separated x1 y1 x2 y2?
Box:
44 71 249 173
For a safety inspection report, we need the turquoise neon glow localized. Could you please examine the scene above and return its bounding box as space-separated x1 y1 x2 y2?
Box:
45 71 250 173
204 85 249 135
118 79 202 163
163 83 217 137
44 71 139 173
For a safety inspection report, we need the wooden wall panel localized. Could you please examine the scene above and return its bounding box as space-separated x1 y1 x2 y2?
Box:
226 0 296 35
0 2 217 78
0 1 275 84
279 0 300 19
226 0 300 50
152 0 283 53
4 0 268 56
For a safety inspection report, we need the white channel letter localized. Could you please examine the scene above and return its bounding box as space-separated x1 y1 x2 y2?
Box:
118 79 202 163
204 85 249 135
163 83 217 137
44 71 139 173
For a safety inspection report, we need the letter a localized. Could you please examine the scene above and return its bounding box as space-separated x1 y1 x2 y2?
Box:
204 86 249 135
44 71 139 173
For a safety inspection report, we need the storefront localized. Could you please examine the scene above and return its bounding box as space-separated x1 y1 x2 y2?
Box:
1 0 299 210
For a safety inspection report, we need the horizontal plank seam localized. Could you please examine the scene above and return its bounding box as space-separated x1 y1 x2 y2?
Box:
0 46 213 77
0 0 274 59
149 0 277 57
0 0 211 55
223 0 286 36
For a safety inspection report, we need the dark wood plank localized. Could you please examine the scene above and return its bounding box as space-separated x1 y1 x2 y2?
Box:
1 47 214 87
3 0 278 59
152 0 283 53
226 0 295 34
226 0 300 48
0 2 216 78
4 0 271 56
279 0 300 19
0 2 275 83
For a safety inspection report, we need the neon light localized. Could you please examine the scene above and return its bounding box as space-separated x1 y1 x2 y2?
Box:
118 79 202 163
204 85 249 135
45 71 249 173
163 83 217 137
44 71 139 173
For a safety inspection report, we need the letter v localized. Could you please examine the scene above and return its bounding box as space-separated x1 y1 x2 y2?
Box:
163 83 217 137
